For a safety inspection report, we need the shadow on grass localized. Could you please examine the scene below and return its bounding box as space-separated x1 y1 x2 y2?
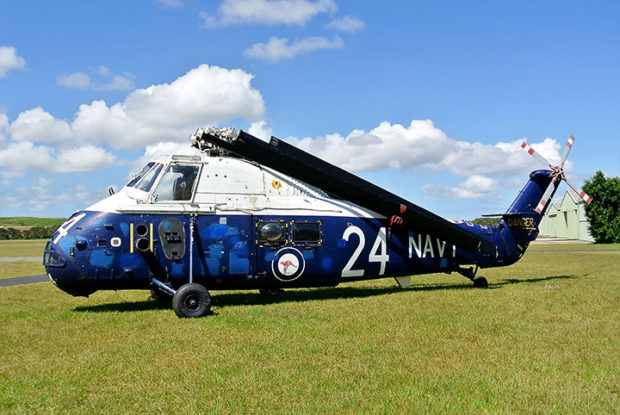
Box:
73 274 575 314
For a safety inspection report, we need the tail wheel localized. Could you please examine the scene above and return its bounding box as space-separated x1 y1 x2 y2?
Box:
473 276 488 288
172 283 211 318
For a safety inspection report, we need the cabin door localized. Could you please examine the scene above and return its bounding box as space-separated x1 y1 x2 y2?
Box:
194 214 253 281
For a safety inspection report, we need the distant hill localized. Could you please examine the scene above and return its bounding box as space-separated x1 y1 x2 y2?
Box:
0 217 66 228
0 217 66 240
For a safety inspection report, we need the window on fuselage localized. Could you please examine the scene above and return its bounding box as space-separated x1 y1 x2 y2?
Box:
258 222 285 243
152 163 199 202
126 162 155 187
135 163 163 192
292 221 321 242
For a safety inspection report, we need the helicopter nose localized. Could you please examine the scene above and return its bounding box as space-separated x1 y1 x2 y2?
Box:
44 240 95 297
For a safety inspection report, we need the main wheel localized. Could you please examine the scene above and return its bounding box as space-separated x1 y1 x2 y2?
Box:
473 276 488 288
172 283 211 318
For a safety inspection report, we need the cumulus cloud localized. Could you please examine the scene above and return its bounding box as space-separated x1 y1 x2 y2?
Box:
0 46 26 77
0 141 117 177
7 64 265 152
244 35 343 61
0 179 108 212
0 113 8 143
97 74 135 91
10 107 72 144
57 72 92 89
57 67 135 91
325 15 365 33
422 175 501 199
286 120 563 178
200 0 336 28
248 120 272 141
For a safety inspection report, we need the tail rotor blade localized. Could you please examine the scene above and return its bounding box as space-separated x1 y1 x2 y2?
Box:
535 177 558 214
560 135 575 168
521 142 554 169
563 177 593 204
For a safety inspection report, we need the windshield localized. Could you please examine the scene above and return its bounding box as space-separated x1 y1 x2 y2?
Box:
126 162 155 187
136 163 163 192
152 163 199 202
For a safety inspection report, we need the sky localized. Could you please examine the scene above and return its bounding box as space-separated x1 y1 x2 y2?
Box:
0 0 618 220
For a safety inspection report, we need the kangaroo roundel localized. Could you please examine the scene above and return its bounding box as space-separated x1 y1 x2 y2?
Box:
272 248 306 282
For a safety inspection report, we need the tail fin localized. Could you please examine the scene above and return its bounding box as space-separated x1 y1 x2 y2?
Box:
502 169 559 245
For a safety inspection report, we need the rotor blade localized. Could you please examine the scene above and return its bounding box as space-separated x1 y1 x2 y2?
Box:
562 177 593 204
559 135 575 168
534 177 558 214
195 129 496 255
521 142 554 169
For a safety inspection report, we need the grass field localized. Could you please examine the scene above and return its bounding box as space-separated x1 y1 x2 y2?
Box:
0 217 65 227
0 243 618 414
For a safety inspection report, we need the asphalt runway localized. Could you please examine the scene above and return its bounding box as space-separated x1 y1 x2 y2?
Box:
0 275 49 287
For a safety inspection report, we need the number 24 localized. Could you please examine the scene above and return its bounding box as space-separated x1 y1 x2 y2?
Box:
341 226 389 278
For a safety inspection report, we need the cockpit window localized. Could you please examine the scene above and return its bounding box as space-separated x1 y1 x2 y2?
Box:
152 164 199 202
126 162 155 187
136 163 163 192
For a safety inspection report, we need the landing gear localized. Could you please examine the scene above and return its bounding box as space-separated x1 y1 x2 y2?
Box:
473 276 488 288
456 265 489 289
172 283 211 318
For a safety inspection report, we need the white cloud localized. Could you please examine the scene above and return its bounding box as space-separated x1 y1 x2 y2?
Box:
10 107 72 144
6 64 265 154
0 113 8 143
54 146 117 173
57 67 134 91
325 15 365 33
244 35 343 61
97 65 111 77
286 120 563 177
200 0 336 28
97 74 135 91
248 120 272 141
0 141 116 177
57 72 92 89
422 175 500 199
0 46 26 77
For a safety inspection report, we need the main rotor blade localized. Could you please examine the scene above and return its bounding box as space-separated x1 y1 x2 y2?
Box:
559 135 575 168
534 176 559 214
563 177 592 204
197 129 496 255
521 142 554 169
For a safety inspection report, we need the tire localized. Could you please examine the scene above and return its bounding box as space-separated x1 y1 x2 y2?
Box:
172 283 211 318
473 276 488 288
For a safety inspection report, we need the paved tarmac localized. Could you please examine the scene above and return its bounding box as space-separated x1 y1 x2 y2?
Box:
0 275 49 287
0 257 41 262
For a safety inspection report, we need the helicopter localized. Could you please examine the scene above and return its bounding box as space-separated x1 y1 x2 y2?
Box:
43 128 591 317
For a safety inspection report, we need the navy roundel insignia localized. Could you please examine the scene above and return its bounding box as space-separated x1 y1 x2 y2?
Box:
271 247 305 282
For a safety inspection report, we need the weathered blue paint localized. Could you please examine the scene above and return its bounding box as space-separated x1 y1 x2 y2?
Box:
44 170 557 297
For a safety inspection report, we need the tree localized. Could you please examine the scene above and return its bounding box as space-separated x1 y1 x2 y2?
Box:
582 171 620 243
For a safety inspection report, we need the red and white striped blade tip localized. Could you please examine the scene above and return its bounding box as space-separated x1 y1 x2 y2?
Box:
535 198 547 214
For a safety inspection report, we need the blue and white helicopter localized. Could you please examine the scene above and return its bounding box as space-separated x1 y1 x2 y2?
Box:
43 128 591 317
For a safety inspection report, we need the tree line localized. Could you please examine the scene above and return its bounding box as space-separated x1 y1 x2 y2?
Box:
0 226 58 240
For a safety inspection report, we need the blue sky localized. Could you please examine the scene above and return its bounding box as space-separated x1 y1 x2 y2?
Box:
1 0 618 219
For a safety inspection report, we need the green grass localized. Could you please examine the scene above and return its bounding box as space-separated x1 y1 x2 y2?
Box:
0 239 47 258
0 217 65 227
0 262 45 279
0 247 618 414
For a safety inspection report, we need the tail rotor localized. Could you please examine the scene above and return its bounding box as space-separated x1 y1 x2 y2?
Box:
520 136 592 214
